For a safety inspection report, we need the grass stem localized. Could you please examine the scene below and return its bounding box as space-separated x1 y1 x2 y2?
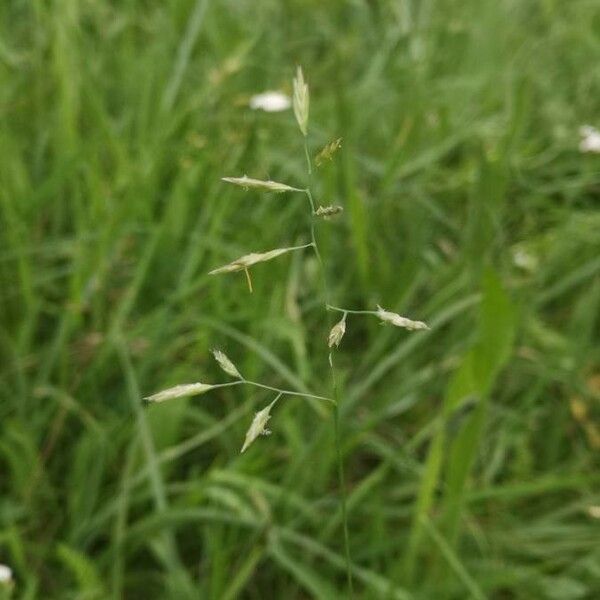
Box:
303 132 354 595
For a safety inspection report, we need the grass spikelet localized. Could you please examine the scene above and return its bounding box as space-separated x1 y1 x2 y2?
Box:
293 66 309 136
221 175 302 193
209 244 312 291
145 382 215 403
208 245 309 274
315 137 342 167
241 394 281 453
328 313 347 348
376 305 429 331
212 349 242 379
315 205 344 218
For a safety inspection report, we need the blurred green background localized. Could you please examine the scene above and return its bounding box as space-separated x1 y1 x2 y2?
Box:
1 0 600 598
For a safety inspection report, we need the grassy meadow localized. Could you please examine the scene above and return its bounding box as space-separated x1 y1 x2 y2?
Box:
1 0 600 598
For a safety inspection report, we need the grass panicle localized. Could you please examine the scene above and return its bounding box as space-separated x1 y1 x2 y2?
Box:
3 7 596 597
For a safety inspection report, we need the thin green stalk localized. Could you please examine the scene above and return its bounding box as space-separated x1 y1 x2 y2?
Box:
304 188 325 272
303 136 312 176
327 305 379 316
145 379 334 406
331 360 354 595
243 379 335 404
302 135 354 594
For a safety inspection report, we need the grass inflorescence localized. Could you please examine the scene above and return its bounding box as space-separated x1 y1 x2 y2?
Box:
1 1 600 598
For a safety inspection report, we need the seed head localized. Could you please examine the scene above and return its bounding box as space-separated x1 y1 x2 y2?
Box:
221 175 301 193
293 66 309 136
376 305 429 331
315 205 343 218
241 395 281 453
212 349 242 379
328 314 347 348
315 138 342 167
145 382 215 403
209 245 310 276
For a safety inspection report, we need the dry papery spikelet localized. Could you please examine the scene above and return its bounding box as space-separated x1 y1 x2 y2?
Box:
376 305 429 331
209 245 310 275
241 395 281 453
221 175 301 193
328 314 347 348
212 349 242 379
315 138 342 167
315 205 343 218
293 66 309 136
145 382 215 403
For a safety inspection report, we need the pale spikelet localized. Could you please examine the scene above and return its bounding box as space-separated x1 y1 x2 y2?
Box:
315 138 342 167
209 245 310 276
0 564 12 585
315 205 343 218
376 305 429 331
328 314 347 348
249 91 291 112
241 395 281 453
212 349 242 379
293 66 309 136
221 175 301 193
145 382 215 403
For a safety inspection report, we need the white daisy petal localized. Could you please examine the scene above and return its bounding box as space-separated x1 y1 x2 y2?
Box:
249 91 291 112
0 564 13 584
579 125 600 153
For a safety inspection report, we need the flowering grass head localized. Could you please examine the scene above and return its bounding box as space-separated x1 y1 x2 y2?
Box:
221 176 302 193
376 305 429 331
241 394 281 453
144 383 215 403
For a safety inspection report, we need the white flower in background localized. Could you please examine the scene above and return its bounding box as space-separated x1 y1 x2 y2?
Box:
512 247 538 272
0 564 13 585
249 91 291 112
587 506 600 519
579 125 600 153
